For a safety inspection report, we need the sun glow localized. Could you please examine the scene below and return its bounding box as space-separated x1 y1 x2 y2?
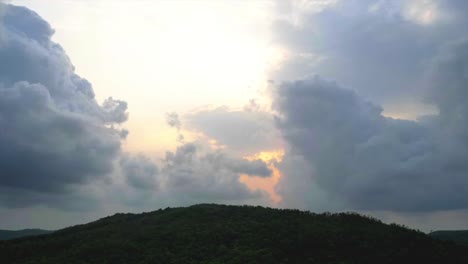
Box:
11 0 276 155
240 150 285 204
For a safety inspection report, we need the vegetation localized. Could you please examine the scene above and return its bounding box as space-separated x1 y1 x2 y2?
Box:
430 230 468 245
0 229 52 241
1 204 467 264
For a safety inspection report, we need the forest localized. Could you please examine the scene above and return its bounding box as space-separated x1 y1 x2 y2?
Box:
1 204 467 264
0 229 51 241
430 230 468 246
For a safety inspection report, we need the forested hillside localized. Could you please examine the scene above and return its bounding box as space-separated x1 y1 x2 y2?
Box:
430 230 468 245
0 229 52 241
1 204 467 264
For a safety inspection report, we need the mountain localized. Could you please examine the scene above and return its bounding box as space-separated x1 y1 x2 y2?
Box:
430 230 468 245
0 229 52 240
1 204 467 264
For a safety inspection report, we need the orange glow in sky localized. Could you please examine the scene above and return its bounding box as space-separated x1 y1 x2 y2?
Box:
240 150 284 204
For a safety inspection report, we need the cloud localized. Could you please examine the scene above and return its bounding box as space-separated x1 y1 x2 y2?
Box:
224 158 272 177
268 0 468 217
271 0 468 112
0 4 127 205
4 0 468 232
160 143 271 200
185 106 281 154
166 112 181 130
166 112 184 142
0 4 273 211
0 82 123 191
0 183 104 212
274 65 468 211
114 142 272 208
120 154 159 190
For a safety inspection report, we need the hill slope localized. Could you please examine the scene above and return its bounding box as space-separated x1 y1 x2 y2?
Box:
0 229 52 240
430 230 468 245
1 204 467 264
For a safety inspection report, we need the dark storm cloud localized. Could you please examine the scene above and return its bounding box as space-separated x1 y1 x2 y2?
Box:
269 0 468 214
274 62 468 211
0 82 122 191
120 154 159 190
272 0 468 107
0 185 100 211
0 4 127 197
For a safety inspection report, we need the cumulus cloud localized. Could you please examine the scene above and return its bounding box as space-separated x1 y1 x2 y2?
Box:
0 82 122 191
274 67 468 211
0 3 127 200
160 142 271 201
272 0 468 113
120 154 159 190
113 142 272 209
268 1 468 219
120 142 272 202
0 4 273 213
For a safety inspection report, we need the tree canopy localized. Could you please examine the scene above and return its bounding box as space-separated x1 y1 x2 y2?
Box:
1 204 467 264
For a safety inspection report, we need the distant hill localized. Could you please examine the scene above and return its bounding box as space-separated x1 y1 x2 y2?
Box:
430 230 468 245
0 229 52 240
1 204 467 264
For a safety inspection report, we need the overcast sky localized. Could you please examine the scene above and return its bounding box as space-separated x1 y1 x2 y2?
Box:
1 0 468 232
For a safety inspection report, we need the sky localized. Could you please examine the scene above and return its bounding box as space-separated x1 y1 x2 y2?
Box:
1 0 468 232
